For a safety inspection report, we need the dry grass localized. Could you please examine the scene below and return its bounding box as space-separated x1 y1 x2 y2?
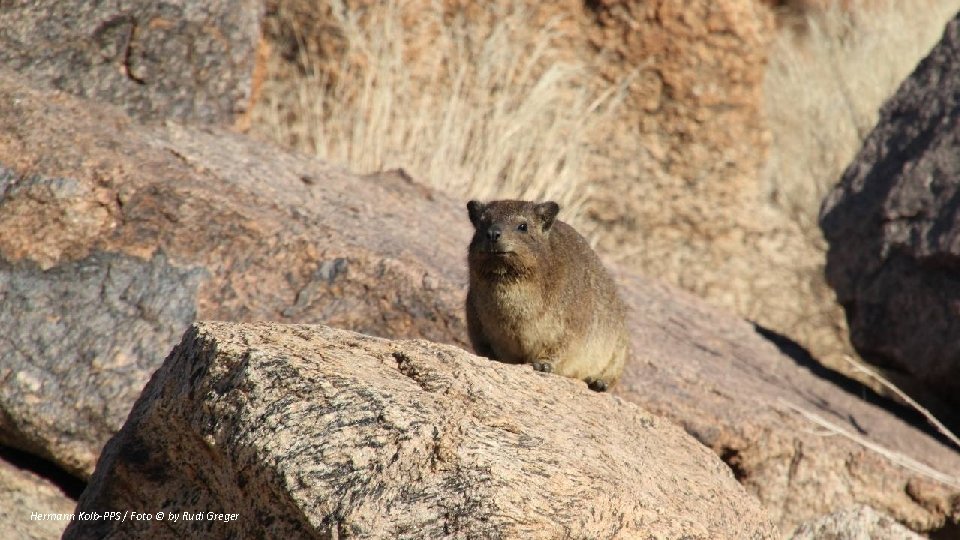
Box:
763 0 960 238
251 0 624 226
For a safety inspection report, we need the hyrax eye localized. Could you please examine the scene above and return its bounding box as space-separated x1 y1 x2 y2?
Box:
517 222 528 232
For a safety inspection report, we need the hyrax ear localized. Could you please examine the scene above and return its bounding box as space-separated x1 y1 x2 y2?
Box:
466 200 486 229
534 201 560 231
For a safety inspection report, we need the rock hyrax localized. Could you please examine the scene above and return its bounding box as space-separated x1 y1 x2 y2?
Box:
465 199 629 391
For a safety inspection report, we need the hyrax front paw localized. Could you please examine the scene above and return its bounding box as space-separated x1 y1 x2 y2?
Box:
531 360 554 373
586 379 609 392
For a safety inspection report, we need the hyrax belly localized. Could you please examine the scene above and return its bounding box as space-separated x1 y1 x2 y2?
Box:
555 320 628 386
474 280 625 387
474 281 562 364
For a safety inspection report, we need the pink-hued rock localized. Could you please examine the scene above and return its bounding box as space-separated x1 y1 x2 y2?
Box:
0 69 466 477
64 322 779 539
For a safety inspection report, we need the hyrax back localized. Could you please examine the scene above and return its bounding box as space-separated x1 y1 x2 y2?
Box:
465 199 629 391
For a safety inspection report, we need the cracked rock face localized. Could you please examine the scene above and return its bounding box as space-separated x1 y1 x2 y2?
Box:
0 1 263 124
820 14 960 410
0 70 467 477
63 322 780 540
0 251 202 475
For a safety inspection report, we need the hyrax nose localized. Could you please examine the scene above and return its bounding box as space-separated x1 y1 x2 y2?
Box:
486 227 502 242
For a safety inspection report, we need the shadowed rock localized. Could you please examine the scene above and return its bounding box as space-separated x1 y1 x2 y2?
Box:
63 322 779 540
820 13 960 414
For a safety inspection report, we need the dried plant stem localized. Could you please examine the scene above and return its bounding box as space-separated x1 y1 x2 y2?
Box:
841 355 960 452
779 399 960 490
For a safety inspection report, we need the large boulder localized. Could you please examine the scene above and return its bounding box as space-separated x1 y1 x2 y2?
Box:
0 0 264 124
0 69 466 477
820 14 960 410
63 322 779 539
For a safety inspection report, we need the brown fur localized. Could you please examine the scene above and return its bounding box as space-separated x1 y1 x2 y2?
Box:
465 200 630 390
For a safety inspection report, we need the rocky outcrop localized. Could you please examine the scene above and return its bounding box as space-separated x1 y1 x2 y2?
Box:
0 69 466 477
790 505 925 540
63 322 779 539
0 1 264 124
2 53 958 536
820 14 960 410
262 0 774 235
613 273 960 535
0 457 76 540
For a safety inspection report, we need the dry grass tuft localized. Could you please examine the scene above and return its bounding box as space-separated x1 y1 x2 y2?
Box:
251 0 624 225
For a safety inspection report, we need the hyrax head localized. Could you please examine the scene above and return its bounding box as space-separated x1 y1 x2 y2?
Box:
467 199 560 275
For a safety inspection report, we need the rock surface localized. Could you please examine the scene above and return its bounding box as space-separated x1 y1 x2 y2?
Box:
790 505 925 540
0 0 263 124
0 457 76 540
820 14 960 410
0 69 466 477
581 1 852 384
613 272 960 535
63 322 779 540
